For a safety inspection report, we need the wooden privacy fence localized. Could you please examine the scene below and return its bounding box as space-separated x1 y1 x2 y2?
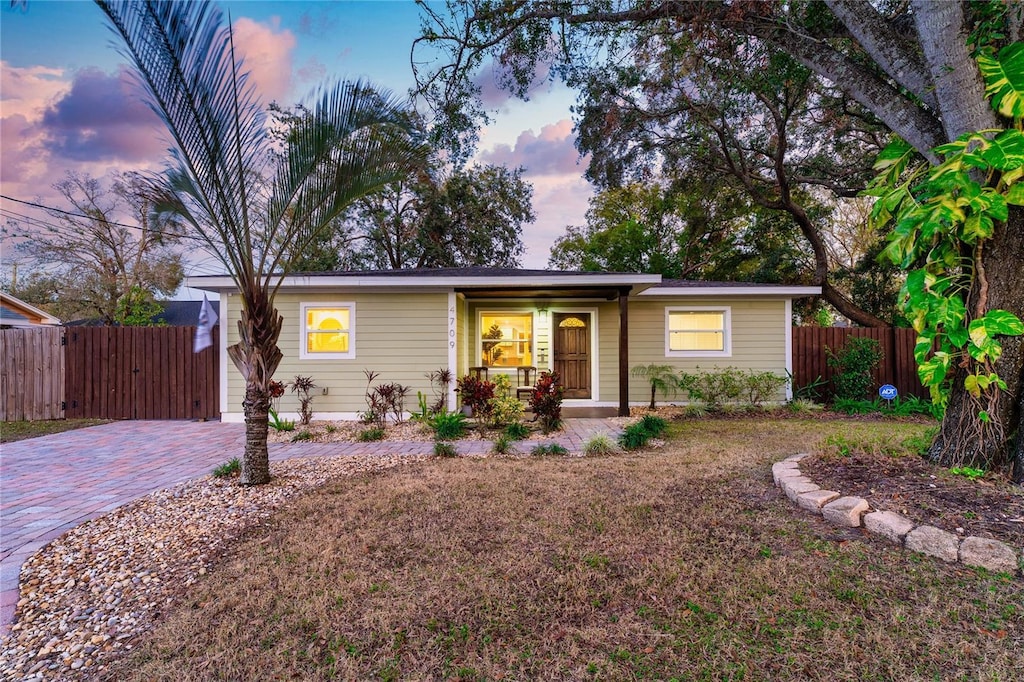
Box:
65 326 219 420
0 326 219 421
0 327 66 420
791 326 927 402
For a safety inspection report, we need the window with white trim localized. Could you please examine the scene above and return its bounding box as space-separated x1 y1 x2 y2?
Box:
666 307 731 357
300 302 355 359
479 312 533 367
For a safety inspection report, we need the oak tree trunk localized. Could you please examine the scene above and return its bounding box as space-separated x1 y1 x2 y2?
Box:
929 207 1024 481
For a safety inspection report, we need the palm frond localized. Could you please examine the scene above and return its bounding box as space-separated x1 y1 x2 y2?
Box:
97 0 266 278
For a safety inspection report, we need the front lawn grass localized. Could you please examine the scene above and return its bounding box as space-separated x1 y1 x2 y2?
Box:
0 418 111 443
108 419 1022 681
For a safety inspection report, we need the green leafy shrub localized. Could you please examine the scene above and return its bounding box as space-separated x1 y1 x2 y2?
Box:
290 429 312 442
487 395 524 428
358 427 385 442
618 422 653 450
637 414 668 437
324 424 337 434
268 407 295 432
531 443 569 456
490 434 515 455
679 367 743 409
434 441 457 457
212 457 240 478
826 337 883 401
429 411 468 440
504 422 530 440
742 371 788 407
950 466 985 481
583 435 617 455
529 371 564 433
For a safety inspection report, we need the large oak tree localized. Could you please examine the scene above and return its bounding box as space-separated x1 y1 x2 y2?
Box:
414 1 1024 480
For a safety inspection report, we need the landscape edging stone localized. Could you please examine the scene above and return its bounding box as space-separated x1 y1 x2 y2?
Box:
773 453 1022 577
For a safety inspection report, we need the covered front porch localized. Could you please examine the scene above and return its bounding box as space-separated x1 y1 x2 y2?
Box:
449 271 660 417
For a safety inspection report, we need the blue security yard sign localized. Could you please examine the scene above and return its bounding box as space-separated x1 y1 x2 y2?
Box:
879 384 898 401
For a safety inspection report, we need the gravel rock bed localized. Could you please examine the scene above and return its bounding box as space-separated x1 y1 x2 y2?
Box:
0 453 427 681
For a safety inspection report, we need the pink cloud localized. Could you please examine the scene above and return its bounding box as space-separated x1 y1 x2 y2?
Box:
231 16 297 103
480 119 587 175
522 175 593 268
472 57 553 109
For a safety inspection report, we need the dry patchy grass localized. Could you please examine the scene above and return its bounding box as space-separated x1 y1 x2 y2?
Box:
106 419 1022 681
0 418 111 443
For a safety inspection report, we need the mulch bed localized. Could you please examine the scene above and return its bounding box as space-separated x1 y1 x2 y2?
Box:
801 450 1024 549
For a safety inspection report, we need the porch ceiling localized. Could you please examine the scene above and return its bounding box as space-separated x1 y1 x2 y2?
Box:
457 285 632 300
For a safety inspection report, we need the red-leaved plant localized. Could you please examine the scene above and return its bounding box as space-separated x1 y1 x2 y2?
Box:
530 371 564 433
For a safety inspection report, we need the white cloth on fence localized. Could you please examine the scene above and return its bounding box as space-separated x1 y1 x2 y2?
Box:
193 294 218 353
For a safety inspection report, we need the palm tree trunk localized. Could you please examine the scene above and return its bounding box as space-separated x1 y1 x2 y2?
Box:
242 382 271 485
227 285 285 486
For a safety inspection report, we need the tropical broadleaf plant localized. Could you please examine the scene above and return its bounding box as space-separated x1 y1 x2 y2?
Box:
866 43 1024 470
96 0 425 484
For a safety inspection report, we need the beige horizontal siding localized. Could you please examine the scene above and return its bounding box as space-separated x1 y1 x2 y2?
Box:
225 291 449 414
627 297 788 404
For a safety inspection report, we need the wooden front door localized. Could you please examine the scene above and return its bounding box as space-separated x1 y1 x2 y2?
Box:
553 313 591 399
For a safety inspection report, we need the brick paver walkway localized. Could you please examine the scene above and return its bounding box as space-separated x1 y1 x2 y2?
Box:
0 418 620 635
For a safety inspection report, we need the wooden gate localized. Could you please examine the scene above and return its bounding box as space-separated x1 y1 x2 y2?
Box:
0 327 65 421
64 326 219 420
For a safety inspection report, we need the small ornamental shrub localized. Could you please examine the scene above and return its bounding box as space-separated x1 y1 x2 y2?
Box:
358 427 385 442
504 422 530 441
290 429 312 442
680 367 743 409
531 443 569 456
490 434 515 455
618 423 652 450
631 364 679 409
212 457 241 478
529 371 564 433
638 414 668 437
741 371 788 407
429 411 468 440
583 435 617 455
427 368 453 414
268 407 295 432
434 441 458 458
456 375 496 419
289 375 317 425
487 394 524 428
826 337 884 402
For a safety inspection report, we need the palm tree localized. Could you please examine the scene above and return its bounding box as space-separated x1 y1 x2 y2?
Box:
96 0 425 484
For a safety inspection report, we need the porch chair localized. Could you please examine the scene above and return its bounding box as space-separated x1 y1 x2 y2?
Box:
468 366 489 381
515 366 537 403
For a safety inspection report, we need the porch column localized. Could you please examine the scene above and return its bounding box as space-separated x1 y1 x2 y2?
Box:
618 287 630 417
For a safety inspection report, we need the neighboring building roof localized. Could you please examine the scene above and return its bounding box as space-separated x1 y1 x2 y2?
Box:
154 300 220 327
0 292 62 327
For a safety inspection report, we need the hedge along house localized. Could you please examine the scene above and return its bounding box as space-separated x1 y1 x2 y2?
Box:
186 268 820 422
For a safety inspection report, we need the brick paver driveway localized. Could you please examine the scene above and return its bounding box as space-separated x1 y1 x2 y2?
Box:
0 418 620 635
0 420 245 635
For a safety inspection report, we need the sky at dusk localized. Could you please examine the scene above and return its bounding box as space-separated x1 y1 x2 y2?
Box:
0 0 594 294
